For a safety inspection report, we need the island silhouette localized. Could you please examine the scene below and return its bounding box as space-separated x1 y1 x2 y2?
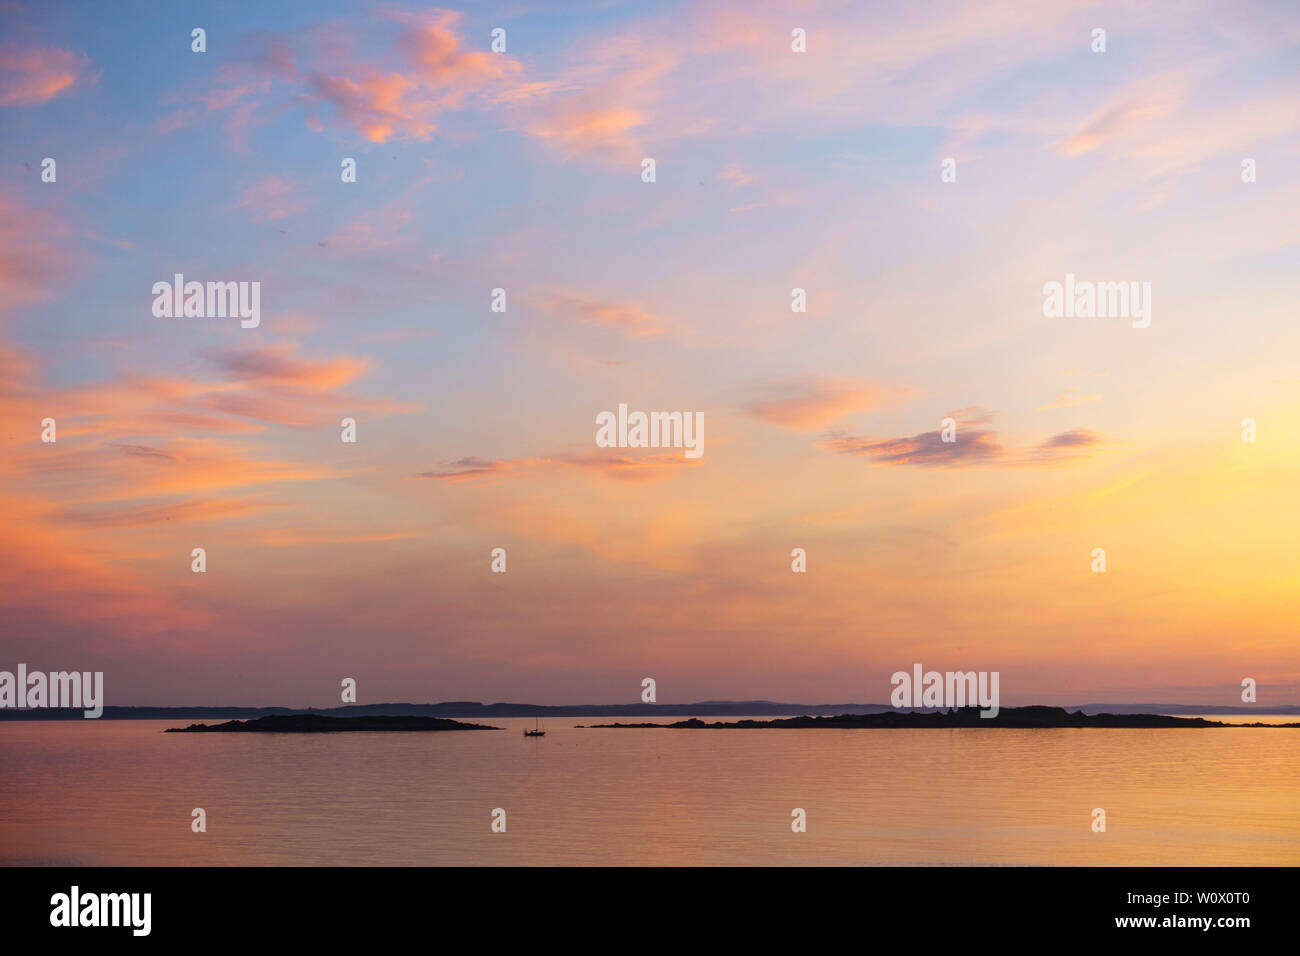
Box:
586 705 1300 729
164 715 499 733
154 706 1300 733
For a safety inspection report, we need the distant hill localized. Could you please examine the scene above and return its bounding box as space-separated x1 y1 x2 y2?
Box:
3 700 897 720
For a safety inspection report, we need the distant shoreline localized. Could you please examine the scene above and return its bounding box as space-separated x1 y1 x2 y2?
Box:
4 699 1298 721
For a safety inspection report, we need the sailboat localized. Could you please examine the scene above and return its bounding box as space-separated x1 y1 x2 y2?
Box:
523 717 545 737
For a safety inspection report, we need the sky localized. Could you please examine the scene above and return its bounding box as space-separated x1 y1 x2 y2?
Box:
1 0 1298 707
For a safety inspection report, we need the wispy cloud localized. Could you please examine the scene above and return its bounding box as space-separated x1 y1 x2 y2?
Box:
823 410 1105 469
541 292 669 338
201 342 368 390
744 377 896 431
233 175 306 222
0 186 82 312
0 40 98 106
1039 385 1101 410
1029 428 1104 463
414 451 699 485
1059 77 1183 157
517 34 676 163
226 9 523 144
556 451 701 482
414 456 537 482
824 424 1004 468
54 493 283 529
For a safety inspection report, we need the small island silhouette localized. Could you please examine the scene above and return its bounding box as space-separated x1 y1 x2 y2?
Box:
164 714 499 733
586 705 1300 729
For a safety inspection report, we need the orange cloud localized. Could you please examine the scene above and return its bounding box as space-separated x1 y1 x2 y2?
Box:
514 34 677 163
250 529 422 548
1061 103 1170 157
201 342 368 390
0 189 412 650
744 377 894 431
542 292 669 337
24 436 334 503
557 452 701 483
1 339 407 436
1039 385 1101 410
0 491 202 640
53 493 284 529
528 106 649 161
1059 74 1185 157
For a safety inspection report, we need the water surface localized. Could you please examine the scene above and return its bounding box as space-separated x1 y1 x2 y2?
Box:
2 717 1296 865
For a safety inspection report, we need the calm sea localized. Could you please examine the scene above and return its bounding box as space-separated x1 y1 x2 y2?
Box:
2 717 1297 865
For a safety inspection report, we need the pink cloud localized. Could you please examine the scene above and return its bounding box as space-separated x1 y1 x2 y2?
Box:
0 41 97 106
517 38 677 163
389 9 520 94
0 186 85 316
527 106 650 162
1059 73 1187 157
286 10 520 143
720 166 757 186
308 71 434 143
233 175 307 222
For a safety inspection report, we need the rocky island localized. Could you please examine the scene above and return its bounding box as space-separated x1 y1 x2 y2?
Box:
587 705 1300 729
165 714 500 733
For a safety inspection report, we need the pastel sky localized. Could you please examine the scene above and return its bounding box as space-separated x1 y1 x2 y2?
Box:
2 0 1298 707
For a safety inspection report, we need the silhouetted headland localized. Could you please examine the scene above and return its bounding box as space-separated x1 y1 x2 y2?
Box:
587 706 1300 729
164 714 499 733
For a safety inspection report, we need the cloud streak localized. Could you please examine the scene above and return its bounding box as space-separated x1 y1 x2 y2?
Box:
823 411 1104 469
414 451 701 485
744 377 897 431
0 40 98 106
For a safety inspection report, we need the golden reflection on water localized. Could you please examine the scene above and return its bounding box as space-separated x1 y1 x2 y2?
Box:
2 718 1297 865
